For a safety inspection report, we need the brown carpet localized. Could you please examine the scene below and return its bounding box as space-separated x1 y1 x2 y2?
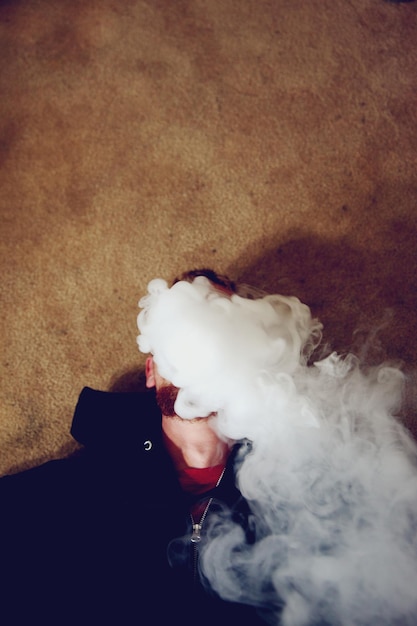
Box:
1 0 416 476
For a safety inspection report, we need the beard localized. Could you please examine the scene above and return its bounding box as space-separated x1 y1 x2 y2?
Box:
156 384 180 417
155 384 213 422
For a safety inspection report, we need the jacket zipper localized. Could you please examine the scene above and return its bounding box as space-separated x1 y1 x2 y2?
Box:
190 497 213 584
189 467 226 583
190 497 213 543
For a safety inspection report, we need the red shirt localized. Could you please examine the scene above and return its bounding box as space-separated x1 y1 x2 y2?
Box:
177 464 225 495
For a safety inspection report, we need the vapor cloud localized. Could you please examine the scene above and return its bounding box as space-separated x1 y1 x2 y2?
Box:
137 277 417 625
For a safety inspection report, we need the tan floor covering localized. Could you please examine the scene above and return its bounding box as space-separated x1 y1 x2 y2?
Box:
1 0 416 475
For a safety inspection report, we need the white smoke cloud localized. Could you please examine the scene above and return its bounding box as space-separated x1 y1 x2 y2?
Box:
137 277 417 626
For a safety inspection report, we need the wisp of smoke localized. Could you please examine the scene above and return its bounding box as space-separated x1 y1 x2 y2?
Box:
137 277 417 626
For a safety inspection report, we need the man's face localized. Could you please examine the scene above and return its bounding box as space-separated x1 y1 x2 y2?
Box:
145 356 179 417
145 356 216 421
143 279 234 420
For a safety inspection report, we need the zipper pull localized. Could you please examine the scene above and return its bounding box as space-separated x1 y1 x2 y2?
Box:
191 523 202 543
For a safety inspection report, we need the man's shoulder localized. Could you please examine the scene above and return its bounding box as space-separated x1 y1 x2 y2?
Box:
0 388 162 495
70 386 161 449
0 388 163 504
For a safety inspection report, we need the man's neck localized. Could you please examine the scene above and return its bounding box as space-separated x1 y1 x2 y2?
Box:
161 414 231 471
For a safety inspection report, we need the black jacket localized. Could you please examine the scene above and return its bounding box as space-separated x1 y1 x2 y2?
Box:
0 387 264 625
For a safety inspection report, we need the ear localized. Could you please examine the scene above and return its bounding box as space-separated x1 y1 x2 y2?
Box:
145 356 156 388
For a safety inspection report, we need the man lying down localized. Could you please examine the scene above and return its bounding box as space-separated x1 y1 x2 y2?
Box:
1 268 416 626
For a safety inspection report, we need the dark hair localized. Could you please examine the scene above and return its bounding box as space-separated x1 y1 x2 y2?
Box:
172 268 237 294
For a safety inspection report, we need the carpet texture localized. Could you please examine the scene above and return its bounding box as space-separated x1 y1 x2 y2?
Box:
1 0 416 475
